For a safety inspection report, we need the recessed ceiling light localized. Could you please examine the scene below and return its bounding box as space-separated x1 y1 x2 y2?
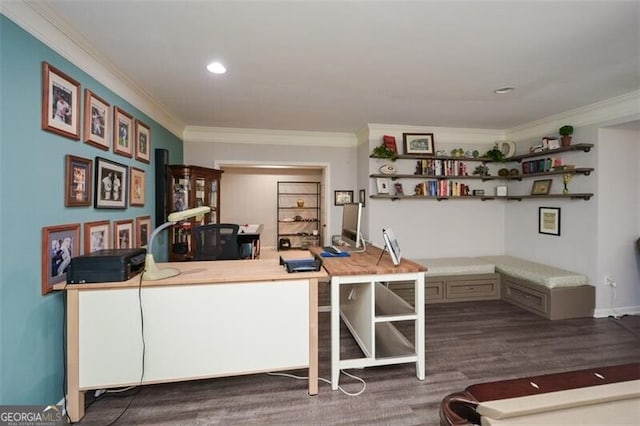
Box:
207 61 227 74
494 87 514 94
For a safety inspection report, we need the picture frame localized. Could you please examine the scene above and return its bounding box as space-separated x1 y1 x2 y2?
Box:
42 223 80 295
64 155 92 207
41 62 81 140
539 207 561 236
376 177 391 194
334 190 354 206
114 219 134 249
113 106 134 157
136 216 152 248
135 120 151 163
83 89 110 150
402 132 435 156
531 179 553 195
359 189 366 208
129 167 146 207
84 220 110 253
394 182 404 196
95 157 128 209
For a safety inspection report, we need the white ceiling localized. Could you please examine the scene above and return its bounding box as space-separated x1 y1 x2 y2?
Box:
36 1 639 133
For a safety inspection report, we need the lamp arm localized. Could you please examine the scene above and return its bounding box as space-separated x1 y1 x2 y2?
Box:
146 220 174 249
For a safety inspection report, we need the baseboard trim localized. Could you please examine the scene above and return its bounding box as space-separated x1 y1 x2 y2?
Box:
594 305 640 318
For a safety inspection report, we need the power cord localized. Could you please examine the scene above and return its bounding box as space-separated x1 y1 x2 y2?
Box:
267 369 366 396
608 315 640 340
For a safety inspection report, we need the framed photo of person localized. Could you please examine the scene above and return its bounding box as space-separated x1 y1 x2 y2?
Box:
41 62 81 140
42 223 80 295
64 155 92 207
114 219 134 249
113 106 134 158
94 157 128 209
135 120 151 163
129 167 146 207
136 216 152 248
83 89 110 150
84 220 110 253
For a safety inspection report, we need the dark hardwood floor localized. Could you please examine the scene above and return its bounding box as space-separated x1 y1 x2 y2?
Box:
76 301 640 425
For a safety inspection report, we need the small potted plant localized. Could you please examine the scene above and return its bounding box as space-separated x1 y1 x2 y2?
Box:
372 143 397 161
559 125 574 147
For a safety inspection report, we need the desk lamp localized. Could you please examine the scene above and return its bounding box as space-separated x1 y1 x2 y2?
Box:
142 206 211 280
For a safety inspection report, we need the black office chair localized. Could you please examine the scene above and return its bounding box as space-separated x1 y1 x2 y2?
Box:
193 224 240 261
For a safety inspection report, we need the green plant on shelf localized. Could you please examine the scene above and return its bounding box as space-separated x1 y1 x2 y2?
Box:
484 146 505 162
372 144 397 160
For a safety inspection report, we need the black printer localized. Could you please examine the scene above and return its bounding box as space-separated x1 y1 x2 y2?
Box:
67 248 146 284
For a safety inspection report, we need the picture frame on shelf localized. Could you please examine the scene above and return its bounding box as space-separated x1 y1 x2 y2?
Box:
113 106 134 157
394 183 404 196
114 219 134 249
359 189 366 207
136 216 152 248
376 177 391 194
539 207 561 236
334 190 354 206
84 220 110 253
402 132 435 156
64 155 92 207
129 167 146 207
83 89 110 150
135 119 151 163
95 157 128 209
42 223 80 295
531 179 552 195
41 62 81 140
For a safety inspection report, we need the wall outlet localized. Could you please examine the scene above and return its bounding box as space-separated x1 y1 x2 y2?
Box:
605 275 616 287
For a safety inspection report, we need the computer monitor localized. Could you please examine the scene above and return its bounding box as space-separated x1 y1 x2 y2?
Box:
340 202 363 248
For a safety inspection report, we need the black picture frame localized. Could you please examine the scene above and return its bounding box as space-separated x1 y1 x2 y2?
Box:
359 189 366 207
539 207 561 236
94 157 128 209
334 190 354 206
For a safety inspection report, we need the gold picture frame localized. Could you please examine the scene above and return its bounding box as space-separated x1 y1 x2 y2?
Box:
135 120 151 163
129 167 146 207
83 89 110 150
42 223 80 295
41 62 81 140
113 106 134 158
531 179 552 195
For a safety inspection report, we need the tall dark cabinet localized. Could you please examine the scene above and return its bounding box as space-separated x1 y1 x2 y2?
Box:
167 165 222 261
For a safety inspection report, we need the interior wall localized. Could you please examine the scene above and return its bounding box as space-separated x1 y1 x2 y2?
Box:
220 168 323 248
0 16 183 405
365 125 506 258
596 127 640 315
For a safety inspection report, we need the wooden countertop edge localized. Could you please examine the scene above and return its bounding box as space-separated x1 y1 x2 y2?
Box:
53 258 327 291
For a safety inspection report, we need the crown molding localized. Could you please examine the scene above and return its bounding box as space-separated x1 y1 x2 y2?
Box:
1 1 185 138
506 90 640 141
367 123 505 144
183 126 357 147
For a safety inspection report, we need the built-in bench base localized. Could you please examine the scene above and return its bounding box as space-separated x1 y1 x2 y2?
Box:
390 273 501 305
501 273 595 320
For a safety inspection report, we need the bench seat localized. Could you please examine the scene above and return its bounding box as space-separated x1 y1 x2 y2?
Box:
478 255 588 288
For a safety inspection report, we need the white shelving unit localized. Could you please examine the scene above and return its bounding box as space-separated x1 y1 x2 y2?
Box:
331 271 425 387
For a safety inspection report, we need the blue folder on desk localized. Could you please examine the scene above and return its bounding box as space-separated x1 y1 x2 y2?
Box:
320 251 350 257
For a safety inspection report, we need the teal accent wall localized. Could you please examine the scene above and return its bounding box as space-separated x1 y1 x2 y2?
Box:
0 15 183 404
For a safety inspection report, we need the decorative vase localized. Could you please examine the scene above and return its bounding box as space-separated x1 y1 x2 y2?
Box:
561 136 572 147
297 199 304 208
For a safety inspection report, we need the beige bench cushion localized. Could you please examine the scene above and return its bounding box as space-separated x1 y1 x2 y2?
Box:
479 255 589 288
477 380 640 422
412 257 495 277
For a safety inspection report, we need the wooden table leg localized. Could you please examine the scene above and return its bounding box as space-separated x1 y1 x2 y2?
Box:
66 290 86 422
308 278 318 395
